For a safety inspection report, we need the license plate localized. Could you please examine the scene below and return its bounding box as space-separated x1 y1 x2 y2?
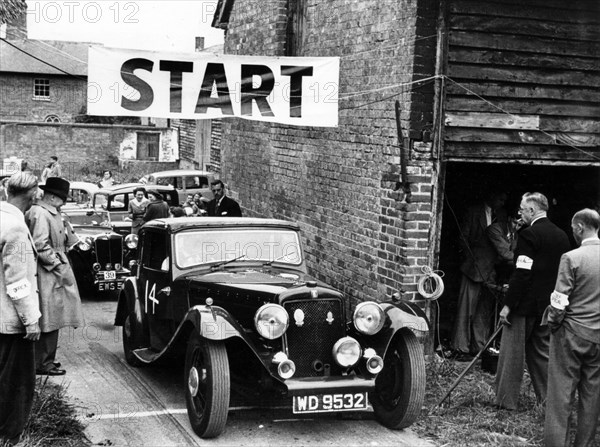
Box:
104 271 116 280
292 392 368 414
98 281 123 291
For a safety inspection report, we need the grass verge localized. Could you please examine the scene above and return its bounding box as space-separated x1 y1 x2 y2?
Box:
2 378 90 447
413 355 600 447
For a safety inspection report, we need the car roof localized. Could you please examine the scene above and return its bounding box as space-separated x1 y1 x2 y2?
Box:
147 170 213 177
69 181 99 191
143 217 300 232
95 183 176 194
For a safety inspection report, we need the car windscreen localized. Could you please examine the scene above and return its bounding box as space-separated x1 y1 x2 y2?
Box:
174 228 302 269
63 210 110 226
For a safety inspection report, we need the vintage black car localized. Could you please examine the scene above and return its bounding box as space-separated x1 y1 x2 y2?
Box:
63 208 136 294
114 217 428 439
92 183 179 236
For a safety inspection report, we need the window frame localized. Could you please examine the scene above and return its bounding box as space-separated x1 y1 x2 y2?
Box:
33 78 51 100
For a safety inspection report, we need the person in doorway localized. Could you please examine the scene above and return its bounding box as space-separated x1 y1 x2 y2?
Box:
26 177 84 376
543 208 600 447
451 189 507 359
98 170 115 188
207 180 242 217
495 192 570 410
128 187 149 235
487 210 523 285
40 155 61 183
143 190 170 222
0 173 41 445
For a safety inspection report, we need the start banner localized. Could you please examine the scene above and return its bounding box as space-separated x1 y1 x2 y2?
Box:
87 46 339 127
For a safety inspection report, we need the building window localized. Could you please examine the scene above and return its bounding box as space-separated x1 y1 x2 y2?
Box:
33 79 50 100
45 115 60 123
137 132 160 160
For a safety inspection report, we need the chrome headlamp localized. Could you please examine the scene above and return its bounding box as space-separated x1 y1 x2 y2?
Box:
353 301 385 335
125 234 138 249
77 236 93 251
254 304 289 339
332 336 361 367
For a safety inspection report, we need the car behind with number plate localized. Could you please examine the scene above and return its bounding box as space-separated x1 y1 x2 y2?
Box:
63 208 136 294
114 217 428 438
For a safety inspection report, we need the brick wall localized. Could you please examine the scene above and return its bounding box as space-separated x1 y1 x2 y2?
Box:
1 121 177 182
0 73 86 122
217 0 440 306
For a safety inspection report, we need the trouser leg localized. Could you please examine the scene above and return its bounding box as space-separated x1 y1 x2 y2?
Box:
524 319 549 404
35 330 59 371
0 334 36 442
451 275 481 353
574 339 600 447
495 315 526 410
472 286 494 353
544 326 579 447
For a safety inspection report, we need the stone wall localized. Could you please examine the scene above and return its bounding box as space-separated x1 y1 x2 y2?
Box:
217 0 441 306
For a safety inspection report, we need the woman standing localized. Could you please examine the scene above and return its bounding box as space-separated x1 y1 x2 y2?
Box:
98 170 115 188
143 190 170 223
128 187 149 235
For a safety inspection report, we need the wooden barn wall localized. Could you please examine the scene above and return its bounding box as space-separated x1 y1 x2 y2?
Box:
443 0 600 164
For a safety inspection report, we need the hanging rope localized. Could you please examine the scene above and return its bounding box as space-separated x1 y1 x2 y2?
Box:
417 266 445 300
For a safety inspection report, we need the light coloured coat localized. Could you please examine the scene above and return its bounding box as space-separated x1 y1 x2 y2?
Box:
0 202 41 333
26 201 84 332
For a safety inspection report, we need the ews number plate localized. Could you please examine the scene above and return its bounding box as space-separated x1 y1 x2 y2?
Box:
292 392 368 414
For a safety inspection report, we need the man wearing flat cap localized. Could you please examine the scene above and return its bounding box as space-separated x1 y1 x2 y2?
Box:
25 177 84 376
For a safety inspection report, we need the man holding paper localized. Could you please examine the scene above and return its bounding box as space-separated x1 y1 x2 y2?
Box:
544 208 600 447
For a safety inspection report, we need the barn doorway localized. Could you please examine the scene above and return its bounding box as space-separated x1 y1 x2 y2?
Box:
435 162 600 349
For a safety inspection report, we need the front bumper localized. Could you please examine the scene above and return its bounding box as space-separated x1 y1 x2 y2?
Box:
284 375 375 396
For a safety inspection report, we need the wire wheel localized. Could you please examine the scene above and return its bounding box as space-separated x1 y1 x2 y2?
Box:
184 333 230 438
370 329 426 429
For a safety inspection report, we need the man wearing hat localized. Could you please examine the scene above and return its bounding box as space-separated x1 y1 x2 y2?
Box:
25 177 84 376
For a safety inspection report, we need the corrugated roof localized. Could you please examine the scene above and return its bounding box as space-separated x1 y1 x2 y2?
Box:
0 39 89 76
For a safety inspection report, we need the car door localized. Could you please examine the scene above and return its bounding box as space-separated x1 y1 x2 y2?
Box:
137 228 173 350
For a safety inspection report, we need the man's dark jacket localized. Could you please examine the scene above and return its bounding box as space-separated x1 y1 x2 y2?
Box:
504 217 570 316
207 196 242 217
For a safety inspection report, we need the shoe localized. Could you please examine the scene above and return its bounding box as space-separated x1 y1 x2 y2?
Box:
36 367 66 376
53 362 61 368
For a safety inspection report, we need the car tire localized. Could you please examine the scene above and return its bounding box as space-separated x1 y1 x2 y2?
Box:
370 329 426 429
122 313 144 367
184 333 230 439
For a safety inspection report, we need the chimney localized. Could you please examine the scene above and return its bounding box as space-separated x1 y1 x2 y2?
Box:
195 37 205 52
5 11 27 40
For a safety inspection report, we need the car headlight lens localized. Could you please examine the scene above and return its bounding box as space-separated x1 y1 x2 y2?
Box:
77 236 93 251
125 234 138 249
254 304 289 339
332 336 361 367
353 301 385 335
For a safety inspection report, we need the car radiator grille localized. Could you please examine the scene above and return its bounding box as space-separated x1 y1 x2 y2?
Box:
94 235 123 267
283 298 345 377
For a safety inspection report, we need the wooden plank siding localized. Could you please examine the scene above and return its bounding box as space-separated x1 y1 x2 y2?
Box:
443 0 600 164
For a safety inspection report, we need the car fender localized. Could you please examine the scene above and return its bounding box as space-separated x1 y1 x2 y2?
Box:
184 305 246 341
114 276 141 326
366 301 429 356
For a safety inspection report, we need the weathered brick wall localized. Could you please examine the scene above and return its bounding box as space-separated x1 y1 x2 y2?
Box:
172 119 197 168
1 122 177 182
0 73 86 122
218 0 439 305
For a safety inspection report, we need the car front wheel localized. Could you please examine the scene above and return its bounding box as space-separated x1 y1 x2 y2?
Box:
370 329 426 429
184 333 230 438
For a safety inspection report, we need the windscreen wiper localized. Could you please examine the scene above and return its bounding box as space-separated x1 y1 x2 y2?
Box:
210 254 246 271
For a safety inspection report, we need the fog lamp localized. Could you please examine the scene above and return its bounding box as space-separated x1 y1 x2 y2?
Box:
254 304 289 339
92 263 101 272
278 359 296 379
114 263 122 271
332 336 361 368
105 263 112 270
366 354 384 374
353 302 385 335
125 234 138 249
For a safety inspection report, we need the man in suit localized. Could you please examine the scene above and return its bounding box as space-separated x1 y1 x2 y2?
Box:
487 212 523 285
543 208 600 447
207 180 242 217
451 190 507 358
495 192 570 410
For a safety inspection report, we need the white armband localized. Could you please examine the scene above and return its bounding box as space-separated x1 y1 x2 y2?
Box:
6 278 32 300
550 290 569 310
516 255 533 270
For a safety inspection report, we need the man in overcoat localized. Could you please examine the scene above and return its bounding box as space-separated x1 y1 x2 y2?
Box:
26 177 84 376
207 180 242 217
543 208 600 447
0 172 41 444
495 192 570 410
